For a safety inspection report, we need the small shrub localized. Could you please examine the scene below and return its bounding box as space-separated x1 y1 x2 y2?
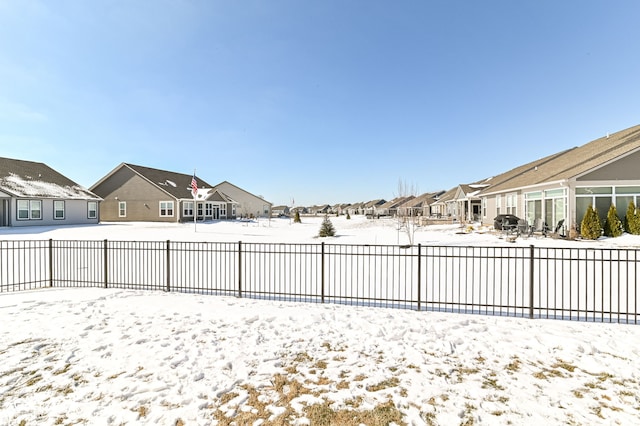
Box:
625 200 640 235
318 215 336 237
580 205 601 240
294 210 301 223
346 212 351 220
603 204 624 237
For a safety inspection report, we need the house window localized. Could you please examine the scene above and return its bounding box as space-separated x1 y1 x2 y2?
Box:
87 201 98 219
183 201 194 217
544 189 566 230
17 200 29 220
232 205 236 217
496 195 501 215
119 201 127 217
524 192 542 226
31 200 42 219
576 187 612 226
17 200 42 220
221 204 227 217
54 200 65 220
506 193 517 215
160 201 174 217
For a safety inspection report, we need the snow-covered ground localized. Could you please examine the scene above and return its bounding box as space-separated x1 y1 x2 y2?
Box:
1 216 639 425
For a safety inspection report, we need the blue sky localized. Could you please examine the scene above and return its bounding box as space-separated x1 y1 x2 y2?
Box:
1 1 639 206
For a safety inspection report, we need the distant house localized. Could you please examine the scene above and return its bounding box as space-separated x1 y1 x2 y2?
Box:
478 124 640 232
90 163 242 222
346 202 365 216
0 157 101 227
397 191 445 217
271 205 290 217
362 199 386 216
211 181 272 219
430 188 456 218
376 196 415 217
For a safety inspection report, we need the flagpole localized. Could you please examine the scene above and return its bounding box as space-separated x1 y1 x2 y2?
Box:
192 169 197 232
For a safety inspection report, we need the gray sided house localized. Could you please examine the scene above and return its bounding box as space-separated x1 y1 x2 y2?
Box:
210 181 272 219
0 157 101 227
90 163 239 223
478 124 640 233
271 205 290 217
397 191 445 218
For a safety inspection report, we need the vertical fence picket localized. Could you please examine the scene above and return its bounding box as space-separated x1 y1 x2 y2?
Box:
48 239 53 288
238 241 243 298
104 239 108 289
529 245 535 319
166 240 171 292
321 242 325 304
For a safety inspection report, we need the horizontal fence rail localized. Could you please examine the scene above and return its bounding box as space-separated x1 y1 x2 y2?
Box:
0 239 638 324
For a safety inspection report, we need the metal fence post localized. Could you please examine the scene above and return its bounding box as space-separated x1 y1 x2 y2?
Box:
166 240 171 292
321 242 325 304
529 245 535 319
103 239 108 289
417 244 422 311
49 239 53 288
238 241 243 298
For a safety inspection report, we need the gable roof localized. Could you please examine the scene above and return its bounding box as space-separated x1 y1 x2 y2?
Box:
211 180 272 206
399 191 443 208
91 163 215 200
432 187 458 204
0 157 100 200
480 124 640 195
379 196 415 209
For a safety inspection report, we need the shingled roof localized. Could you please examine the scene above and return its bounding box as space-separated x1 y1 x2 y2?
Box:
114 163 216 200
480 124 640 195
0 157 100 199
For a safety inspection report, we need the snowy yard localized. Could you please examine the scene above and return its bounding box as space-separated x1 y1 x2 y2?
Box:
1 216 639 425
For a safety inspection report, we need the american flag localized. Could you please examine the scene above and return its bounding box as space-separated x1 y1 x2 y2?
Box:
190 174 198 196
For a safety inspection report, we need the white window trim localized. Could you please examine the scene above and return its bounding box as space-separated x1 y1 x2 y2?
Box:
119 201 127 217
54 200 65 220
159 201 174 217
506 192 517 215
87 201 98 219
183 201 194 217
17 199 42 221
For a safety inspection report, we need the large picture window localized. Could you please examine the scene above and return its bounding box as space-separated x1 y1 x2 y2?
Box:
17 200 42 220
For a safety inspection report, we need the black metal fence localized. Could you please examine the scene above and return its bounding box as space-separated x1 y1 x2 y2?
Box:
0 239 638 324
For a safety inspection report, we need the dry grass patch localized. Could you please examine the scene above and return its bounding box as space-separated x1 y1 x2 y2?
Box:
306 399 405 426
366 377 400 392
552 359 577 373
506 356 521 372
482 373 505 391
136 405 149 418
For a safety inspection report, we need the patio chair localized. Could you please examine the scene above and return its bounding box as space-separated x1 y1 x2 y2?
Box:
516 219 530 237
549 219 565 238
528 218 549 237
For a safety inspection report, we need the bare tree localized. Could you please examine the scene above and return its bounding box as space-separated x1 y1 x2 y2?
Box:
395 179 419 246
